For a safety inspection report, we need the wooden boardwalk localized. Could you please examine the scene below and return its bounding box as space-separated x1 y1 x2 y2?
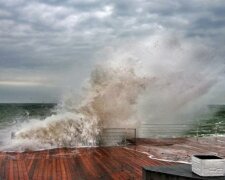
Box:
0 147 175 180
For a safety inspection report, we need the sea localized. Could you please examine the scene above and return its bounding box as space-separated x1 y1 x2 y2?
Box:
0 103 57 147
0 103 225 151
0 103 57 126
0 103 225 133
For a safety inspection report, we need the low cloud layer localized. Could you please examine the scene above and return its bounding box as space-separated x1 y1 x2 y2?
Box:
0 0 225 102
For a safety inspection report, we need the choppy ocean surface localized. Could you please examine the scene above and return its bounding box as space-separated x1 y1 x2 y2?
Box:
0 103 225 132
0 103 56 125
0 103 56 145
1 103 225 126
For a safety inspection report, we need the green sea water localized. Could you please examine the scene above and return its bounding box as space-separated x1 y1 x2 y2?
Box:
188 105 225 136
0 103 56 127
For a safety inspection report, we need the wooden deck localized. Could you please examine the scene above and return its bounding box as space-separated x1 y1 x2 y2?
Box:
0 147 175 180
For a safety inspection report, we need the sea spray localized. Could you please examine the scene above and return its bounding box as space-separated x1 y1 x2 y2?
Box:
4 61 149 151
17 113 99 146
1 34 223 151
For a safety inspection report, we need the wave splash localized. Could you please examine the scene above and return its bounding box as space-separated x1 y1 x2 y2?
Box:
4 61 148 151
1 34 222 151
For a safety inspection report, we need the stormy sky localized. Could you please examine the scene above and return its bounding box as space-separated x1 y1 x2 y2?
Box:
0 0 225 103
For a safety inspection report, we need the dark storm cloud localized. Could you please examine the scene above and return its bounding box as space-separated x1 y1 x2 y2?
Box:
0 0 225 102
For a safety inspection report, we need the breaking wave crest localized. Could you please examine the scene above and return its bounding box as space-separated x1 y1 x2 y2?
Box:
3 60 148 151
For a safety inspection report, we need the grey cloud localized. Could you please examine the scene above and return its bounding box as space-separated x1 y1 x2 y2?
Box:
0 0 225 102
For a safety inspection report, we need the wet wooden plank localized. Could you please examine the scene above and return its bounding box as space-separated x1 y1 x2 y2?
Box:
59 149 67 180
8 160 14 180
51 155 57 180
65 153 77 180
61 149 72 180
20 159 29 180
37 156 45 179
26 153 35 174
29 158 38 179
0 147 175 180
56 154 62 180
44 151 51 180
0 155 7 179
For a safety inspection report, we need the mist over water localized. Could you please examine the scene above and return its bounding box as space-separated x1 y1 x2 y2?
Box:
1 34 224 151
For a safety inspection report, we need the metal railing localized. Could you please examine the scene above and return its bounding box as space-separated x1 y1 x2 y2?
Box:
138 122 225 140
97 123 225 146
98 128 136 146
4 122 225 147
